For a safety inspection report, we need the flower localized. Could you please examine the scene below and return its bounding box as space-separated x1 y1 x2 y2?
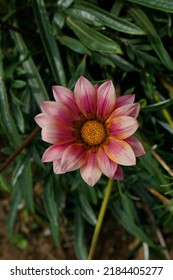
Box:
34 76 145 186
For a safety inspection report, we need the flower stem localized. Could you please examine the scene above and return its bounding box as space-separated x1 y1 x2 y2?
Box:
88 179 114 260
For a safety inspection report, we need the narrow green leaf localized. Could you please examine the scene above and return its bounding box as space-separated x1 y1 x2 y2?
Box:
0 174 11 192
111 0 124 16
77 191 97 226
68 55 86 89
142 98 173 111
7 186 21 240
12 22 49 105
74 206 88 260
58 35 91 55
42 175 59 245
11 80 27 89
57 0 74 9
92 52 116 68
157 120 173 134
33 0 66 86
105 53 139 72
111 203 155 247
127 0 173 13
16 157 34 213
68 2 145 35
0 37 21 148
139 147 168 189
129 7 173 70
67 17 122 54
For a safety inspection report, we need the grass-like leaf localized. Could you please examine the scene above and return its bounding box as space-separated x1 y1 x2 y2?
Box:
74 206 88 260
129 7 173 70
127 0 173 13
12 22 49 105
42 175 59 245
0 38 21 148
67 17 122 54
33 0 66 86
68 1 145 35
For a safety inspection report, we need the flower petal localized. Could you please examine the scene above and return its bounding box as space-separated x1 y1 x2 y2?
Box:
61 144 86 172
125 136 145 157
80 152 102 187
34 113 51 128
115 94 135 108
52 86 80 114
109 116 139 139
53 160 65 174
98 148 117 178
40 101 78 127
42 124 74 144
42 143 69 162
104 137 136 166
107 103 140 121
74 76 96 115
97 80 116 118
113 165 124 180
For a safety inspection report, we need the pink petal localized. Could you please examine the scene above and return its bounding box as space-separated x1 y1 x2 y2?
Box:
42 123 74 144
52 86 80 114
98 148 117 178
34 113 51 128
40 101 78 127
109 116 139 139
97 80 116 118
74 76 96 115
115 94 135 108
125 136 145 157
94 84 99 91
53 160 65 174
61 144 86 172
80 152 102 187
113 165 124 180
104 137 136 166
107 103 140 121
42 143 69 162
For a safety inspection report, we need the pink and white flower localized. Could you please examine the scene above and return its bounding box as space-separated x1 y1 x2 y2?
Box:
35 76 145 186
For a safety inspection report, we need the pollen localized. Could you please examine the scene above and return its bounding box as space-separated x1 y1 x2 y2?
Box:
81 120 106 146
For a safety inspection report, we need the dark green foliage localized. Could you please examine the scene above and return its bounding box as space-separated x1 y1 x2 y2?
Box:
0 0 173 259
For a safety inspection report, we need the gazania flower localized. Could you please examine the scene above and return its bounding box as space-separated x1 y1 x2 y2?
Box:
35 76 145 186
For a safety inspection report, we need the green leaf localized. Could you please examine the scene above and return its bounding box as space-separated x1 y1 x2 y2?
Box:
11 94 25 133
58 35 91 55
42 175 59 245
111 0 124 16
68 2 145 35
0 174 12 192
33 0 66 86
12 21 49 105
74 206 88 260
157 120 173 134
105 53 139 72
77 190 97 226
111 203 155 247
57 0 74 9
127 0 173 13
16 157 34 213
129 7 173 70
68 55 86 89
11 80 27 89
67 17 122 54
142 98 173 111
7 186 22 240
0 40 21 148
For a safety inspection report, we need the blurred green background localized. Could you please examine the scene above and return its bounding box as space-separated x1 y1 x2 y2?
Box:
0 0 173 259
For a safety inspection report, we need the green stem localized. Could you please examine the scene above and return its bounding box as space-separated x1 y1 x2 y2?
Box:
88 178 114 260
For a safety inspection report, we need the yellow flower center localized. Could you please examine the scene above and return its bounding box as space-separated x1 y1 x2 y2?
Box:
81 120 106 146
